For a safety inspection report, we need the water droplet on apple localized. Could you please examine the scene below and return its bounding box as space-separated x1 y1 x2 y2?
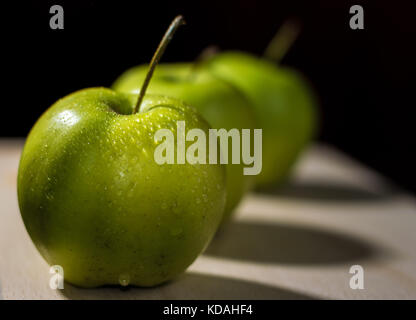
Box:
118 273 130 287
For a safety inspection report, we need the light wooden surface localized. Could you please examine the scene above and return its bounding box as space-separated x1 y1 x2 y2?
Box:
1 139 416 300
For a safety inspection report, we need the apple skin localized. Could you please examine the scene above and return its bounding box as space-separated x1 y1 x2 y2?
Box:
204 51 318 188
112 63 257 220
17 88 226 288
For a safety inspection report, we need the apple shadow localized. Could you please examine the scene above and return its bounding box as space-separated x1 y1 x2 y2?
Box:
205 220 377 265
256 180 394 202
59 272 314 300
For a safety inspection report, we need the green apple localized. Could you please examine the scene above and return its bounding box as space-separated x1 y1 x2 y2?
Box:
112 63 257 221
204 51 318 188
17 15 226 288
18 88 226 287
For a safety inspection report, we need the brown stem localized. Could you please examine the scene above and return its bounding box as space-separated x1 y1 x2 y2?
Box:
134 15 186 113
188 45 220 80
263 19 301 63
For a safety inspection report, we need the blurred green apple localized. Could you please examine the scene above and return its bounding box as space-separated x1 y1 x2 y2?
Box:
113 63 257 220
205 51 318 188
18 88 226 287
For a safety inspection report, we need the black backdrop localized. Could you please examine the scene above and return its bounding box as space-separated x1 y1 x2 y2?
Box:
2 1 416 192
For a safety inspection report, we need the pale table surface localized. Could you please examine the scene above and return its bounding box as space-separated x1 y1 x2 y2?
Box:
1 139 416 300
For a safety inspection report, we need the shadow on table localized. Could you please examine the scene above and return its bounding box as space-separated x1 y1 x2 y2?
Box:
256 180 394 202
206 220 377 265
60 272 314 300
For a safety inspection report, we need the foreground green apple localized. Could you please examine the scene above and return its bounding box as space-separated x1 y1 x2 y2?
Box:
18 88 226 287
205 51 318 188
113 63 256 220
18 16 227 288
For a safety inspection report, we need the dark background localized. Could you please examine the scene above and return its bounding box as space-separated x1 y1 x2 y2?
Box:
2 1 415 192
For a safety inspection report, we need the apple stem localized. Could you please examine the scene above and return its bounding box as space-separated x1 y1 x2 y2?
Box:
184 45 219 81
263 19 301 63
134 15 186 114
188 45 219 80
